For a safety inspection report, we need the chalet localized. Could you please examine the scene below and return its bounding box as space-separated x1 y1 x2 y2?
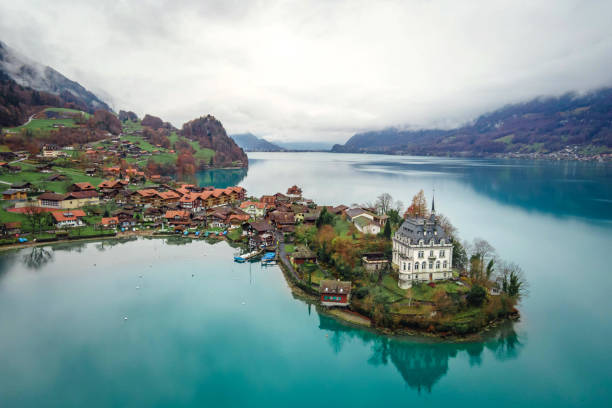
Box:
319 280 351 307
38 192 66 209
143 207 164 222
179 192 203 211
164 210 191 226
113 209 137 228
274 193 291 206
1 222 21 236
62 191 100 208
69 182 96 192
85 168 96 177
244 220 274 248
239 201 267 218
47 174 68 182
302 213 318 226
103 167 121 177
133 189 159 206
361 252 389 274
157 190 181 205
290 246 317 265
51 210 86 228
260 195 276 207
11 182 34 192
1 189 27 201
101 217 119 228
268 210 296 232
36 163 54 173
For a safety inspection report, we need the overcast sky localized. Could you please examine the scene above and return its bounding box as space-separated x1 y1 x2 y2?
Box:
1 0 612 143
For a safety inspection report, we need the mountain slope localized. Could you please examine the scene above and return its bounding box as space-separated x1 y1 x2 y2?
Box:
0 40 110 113
332 88 612 157
230 133 283 151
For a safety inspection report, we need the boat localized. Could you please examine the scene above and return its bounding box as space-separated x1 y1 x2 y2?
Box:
261 252 276 265
233 249 262 263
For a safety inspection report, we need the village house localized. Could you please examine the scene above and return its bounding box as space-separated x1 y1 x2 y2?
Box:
244 220 275 248
286 185 302 199
346 207 388 235
392 201 453 289
68 182 96 192
260 195 276 207
164 210 191 227
268 210 296 232
319 280 351 307
61 190 100 208
361 252 389 274
290 246 317 265
1 189 27 201
51 210 86 228
101 217 119 228
1 222 22 236
239 201 267 218
143 207 164 222
38 192 67 209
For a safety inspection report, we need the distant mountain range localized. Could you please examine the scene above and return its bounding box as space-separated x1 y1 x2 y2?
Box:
332 89 612 158
0 41 110 113
230 133 283 151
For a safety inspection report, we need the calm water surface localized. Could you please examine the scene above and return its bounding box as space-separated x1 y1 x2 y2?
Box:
1 153 611 407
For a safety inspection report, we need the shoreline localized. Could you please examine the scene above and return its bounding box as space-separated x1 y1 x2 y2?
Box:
2 235 519 342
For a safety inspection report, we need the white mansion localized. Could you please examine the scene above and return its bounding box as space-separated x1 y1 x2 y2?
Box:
392 202 453 289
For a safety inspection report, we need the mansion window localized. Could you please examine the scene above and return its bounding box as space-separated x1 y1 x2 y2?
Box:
443 261 448 269
440 249 445 257
429 250 434 257
436 261 440 269
421 261 426 270
414 263 419 270
429 262 433 269
407 263 411 270
418 251 424 258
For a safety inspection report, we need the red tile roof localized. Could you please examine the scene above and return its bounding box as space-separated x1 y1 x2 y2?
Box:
51 209 86 222
101 217 118 226
240 201 266 209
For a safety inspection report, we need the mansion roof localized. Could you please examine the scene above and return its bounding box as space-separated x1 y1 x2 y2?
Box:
394 215 451 245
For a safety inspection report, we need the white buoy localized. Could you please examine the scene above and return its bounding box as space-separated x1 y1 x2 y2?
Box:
241 301 246 305
124 317 128 321
136 286 140 289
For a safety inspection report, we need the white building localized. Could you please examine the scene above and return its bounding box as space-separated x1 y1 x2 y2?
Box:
392 201 453 289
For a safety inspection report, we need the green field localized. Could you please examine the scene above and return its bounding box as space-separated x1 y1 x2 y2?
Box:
2 108 90 133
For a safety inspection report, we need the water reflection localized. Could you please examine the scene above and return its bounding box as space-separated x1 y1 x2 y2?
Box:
22 247 54 269
318 313 522 392
192 168 248 188
362 159 612 221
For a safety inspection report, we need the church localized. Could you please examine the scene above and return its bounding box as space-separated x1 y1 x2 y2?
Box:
392 198 453 289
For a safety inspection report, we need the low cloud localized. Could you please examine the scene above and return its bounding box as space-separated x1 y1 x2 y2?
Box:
2 0 612 142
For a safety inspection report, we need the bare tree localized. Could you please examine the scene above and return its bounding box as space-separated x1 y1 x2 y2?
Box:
375 193 393 214
437 213 457 237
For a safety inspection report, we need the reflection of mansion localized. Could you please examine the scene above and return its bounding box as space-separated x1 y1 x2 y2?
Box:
392 200 453 289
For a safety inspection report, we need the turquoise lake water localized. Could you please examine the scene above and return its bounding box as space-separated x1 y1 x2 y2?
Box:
1 153 611 407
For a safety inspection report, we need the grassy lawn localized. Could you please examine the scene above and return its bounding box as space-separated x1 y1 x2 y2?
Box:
122 120 143 133
0 167 103 193
334 218 353 237
284 244 295 253
227 227 243 241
